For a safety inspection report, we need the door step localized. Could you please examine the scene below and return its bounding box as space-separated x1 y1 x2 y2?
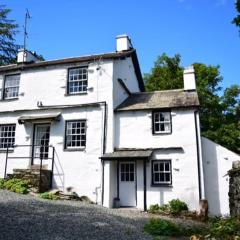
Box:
7 168 52 193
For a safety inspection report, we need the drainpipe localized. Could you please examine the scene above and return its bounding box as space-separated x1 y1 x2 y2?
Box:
194 110 205 200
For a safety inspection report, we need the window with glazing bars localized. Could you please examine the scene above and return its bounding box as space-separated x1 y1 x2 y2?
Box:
68 67 88 94
65 120 86 149
120 163 135 182
4 74 20 99
0 124 16 149
152 160 171 185
153 111 171 133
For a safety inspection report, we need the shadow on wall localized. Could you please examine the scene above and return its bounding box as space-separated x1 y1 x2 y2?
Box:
202 137 221 215
52 149 65 191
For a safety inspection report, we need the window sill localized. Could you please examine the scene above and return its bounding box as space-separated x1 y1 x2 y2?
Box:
152 131 172 135
63 147 86 152
1 98 19 102
64 92 88 96
0 149 14 153
151 184 173 188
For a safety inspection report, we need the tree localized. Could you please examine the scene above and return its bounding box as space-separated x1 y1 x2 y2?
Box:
232 0 240 28
0 5 19 65
144 54 240 154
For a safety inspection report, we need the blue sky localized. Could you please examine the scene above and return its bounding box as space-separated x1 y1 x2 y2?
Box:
4 0 240 91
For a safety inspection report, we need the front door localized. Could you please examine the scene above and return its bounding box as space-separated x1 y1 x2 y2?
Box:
119 162 136 207
32 124 51 165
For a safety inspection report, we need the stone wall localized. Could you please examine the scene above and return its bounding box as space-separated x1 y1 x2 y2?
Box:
229 161 240 217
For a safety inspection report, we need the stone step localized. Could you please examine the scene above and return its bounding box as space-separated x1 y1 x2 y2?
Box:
8 168 52 193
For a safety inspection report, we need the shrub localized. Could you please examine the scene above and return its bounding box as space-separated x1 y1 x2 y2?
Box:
208 217 240 239
149 204 160 213
0 178 6 189
39 192 59 200
159 204 169 212
144 219 183 237
168 199 188 215
0 178 29 194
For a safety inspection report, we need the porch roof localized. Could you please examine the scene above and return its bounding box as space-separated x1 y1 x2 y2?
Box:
18 112 61 124
101 149 153 160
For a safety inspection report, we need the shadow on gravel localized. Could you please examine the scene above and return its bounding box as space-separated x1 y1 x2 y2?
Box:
0 197 152 240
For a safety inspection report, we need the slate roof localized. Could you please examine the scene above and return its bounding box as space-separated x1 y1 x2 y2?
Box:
115 89 199 111
101 150 153 160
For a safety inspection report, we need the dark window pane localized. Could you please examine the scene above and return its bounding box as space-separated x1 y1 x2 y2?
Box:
160 173 164 182
155 173 159 182
130 172 134 181
130 164 134 172
121 173 125 181
154 163 158 171
160 163 164 171
165 163 170 171
165 173 170 182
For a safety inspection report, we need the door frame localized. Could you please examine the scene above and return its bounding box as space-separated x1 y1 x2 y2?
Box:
117 160 137 207
31 122 51 165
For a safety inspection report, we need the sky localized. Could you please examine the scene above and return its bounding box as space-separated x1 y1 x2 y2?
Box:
4 0 240 92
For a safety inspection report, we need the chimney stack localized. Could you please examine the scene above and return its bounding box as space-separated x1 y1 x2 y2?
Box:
116 34 133 52
17 49 41 63
183 65 196 91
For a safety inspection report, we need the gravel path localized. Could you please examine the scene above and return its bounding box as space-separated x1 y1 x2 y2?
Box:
0 190 153 240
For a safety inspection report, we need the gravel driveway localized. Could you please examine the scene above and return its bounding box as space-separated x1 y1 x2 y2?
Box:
0 190 153 240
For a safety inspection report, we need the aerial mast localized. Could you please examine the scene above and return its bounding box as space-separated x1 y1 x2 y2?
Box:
23 9 31 52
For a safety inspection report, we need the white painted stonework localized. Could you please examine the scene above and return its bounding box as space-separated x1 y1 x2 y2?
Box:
0 36 238 216
201 137 239 216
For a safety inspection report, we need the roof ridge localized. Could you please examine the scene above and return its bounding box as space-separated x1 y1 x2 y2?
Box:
132 89 185 95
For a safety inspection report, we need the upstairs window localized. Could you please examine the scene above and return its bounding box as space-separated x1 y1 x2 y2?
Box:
153 111 171 134
68 67 88 94
65 120 86 149
152 160 172 185
0 124 16 149
3 74 20 99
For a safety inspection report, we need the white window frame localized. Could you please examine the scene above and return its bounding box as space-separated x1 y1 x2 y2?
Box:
0 124 16 150
3 74 20 99
153 111 171 134
152 160 172 185
67 67 88 94
65 120 86 150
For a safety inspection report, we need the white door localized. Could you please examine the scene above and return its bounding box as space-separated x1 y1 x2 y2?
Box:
32 124 51 165
119 162 136 207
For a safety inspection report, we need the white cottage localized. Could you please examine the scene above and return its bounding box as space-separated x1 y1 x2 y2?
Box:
0 35 238 215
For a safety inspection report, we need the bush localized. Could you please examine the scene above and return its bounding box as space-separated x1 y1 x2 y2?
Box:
159 204 169 212
0 178 29 194
0 178 6 189
39 192 59 200
208 217 240 239
169 199 188 215
149 204 160 213
144 219 183 237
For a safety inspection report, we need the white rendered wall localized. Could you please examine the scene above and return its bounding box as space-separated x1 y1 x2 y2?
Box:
0 106 104 204
113 57 141 108
202 137 240 216
115 109 201 211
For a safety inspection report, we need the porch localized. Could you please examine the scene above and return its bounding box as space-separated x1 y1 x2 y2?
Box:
101 149 153 211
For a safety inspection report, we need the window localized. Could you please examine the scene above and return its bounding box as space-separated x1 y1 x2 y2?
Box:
120 163 135 182
0 124 16 149
65 120 86 149
68 67 88 94
3 74 20 99
152 160 171 185
153 111 171 134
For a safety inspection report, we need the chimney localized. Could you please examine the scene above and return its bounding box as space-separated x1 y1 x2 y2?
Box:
17 49 41 63
183 65 196 91
116 34 133 52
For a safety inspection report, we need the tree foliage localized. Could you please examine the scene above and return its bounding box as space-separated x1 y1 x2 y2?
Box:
144 54 240 154
232 0 240 28
0 5 19 65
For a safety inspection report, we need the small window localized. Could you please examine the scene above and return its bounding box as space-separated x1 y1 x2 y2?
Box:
152 160 171 185
120 163 135 182
65 120 86 149
3 74 20 99
68 67 88 94
0 124 16 149
153 111 171 134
